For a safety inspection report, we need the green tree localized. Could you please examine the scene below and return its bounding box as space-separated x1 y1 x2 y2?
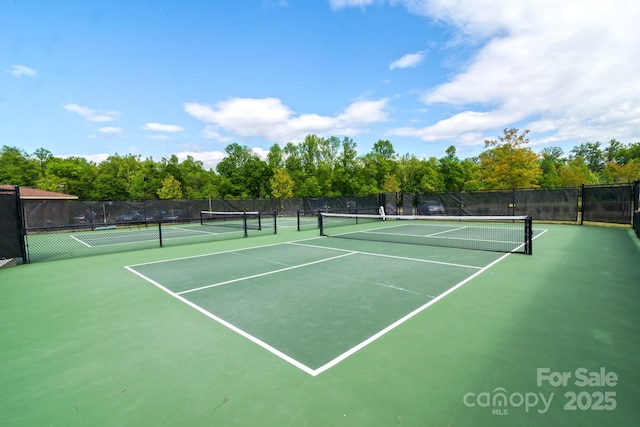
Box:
362 140 397 193
129 158 161 200
270 168 294 213
91 154 142 200
603 159 640 183
397 154 442 194
0 146 38 185
216 143 270 198
38 156 97 198
267 143 284 170
382 173 401 193
178 155 216 199
558 157 595 186
299 176 322 197
538 146 566 188
334 137 362 195
625 142 640 162
157 175 184 199
438 146 466 192
476 128 542 189
604 139 626 164
32 147 53 179
571 142 605 174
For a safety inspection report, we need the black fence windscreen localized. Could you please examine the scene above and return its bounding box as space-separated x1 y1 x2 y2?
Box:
582 183 634 224
302 195 379 215
418 188 579 221
0 186 26 265
13 182 640 264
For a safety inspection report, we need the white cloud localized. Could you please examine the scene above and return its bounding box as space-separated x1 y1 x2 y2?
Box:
63 104 119 123
98 126 122 134
176 150 227 170
146 134 171 141
389 51 426 70
184 97 389 143
378 0 640 148
141 122 184 132
90 126 122 139
329 0 375 10
59 153 110 164
6 64 37 78
250 147 270 160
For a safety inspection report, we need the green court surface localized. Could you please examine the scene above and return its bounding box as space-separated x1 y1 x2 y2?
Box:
1 222 639 426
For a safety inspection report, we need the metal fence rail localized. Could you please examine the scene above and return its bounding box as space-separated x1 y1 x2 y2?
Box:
25 213 277 263
13 182 640 264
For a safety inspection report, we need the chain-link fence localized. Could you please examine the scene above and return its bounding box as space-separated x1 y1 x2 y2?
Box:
581 183 635 224
0 185 27 266
415 187 580 221
15 183 640 263
25 211 278 263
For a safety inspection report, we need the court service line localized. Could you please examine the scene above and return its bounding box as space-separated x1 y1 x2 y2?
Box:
70 235 92 247
177 252 358 295
126 237 325 268
359 230 523 245
287 241 482 270
311 225 551 376
124 265 317 376
311 250 514 376
424 226 467 237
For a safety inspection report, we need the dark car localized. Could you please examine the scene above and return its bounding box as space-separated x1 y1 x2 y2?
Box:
418 201 445 215
73 211 103 224
115 210 144 222
144 210 166 221
163 209 191 221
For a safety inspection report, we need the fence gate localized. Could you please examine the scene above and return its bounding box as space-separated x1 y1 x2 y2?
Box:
582 183 634 224
0 186 27 266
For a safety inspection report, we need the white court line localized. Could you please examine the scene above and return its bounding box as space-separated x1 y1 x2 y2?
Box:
125 237 330 268
177 252 357 295
124 265 317 376
72 227 232 248
287 241 482 270
425 226 467 237
126 251 505 377
359 230 524 246
310 251 513 376
70 235 92 247
310 224 551 375
125 228 549 376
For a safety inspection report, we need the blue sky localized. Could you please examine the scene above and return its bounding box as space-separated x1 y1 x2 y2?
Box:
3 0 640 169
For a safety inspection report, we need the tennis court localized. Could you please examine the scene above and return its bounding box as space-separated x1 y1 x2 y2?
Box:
126 237 519 375
1 218 639 426
24 212 273 262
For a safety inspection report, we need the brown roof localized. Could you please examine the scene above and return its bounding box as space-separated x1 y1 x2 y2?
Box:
0 185 78 200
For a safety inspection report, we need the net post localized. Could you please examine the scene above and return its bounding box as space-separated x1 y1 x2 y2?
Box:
297 209 301 231
525 216 532 255
243 212 248 237
257 212 262 231
158 221 163 248
273 210 277 234
318 211 325 236
199 210 205 226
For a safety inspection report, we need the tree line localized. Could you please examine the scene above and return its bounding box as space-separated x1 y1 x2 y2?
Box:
1 128 639 201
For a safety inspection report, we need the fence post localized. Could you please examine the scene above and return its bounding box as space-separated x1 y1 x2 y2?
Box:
580 183 585 225
273 210 277 234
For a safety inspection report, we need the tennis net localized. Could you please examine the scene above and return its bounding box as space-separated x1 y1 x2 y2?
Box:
319 211 533 254
200 211 262 237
